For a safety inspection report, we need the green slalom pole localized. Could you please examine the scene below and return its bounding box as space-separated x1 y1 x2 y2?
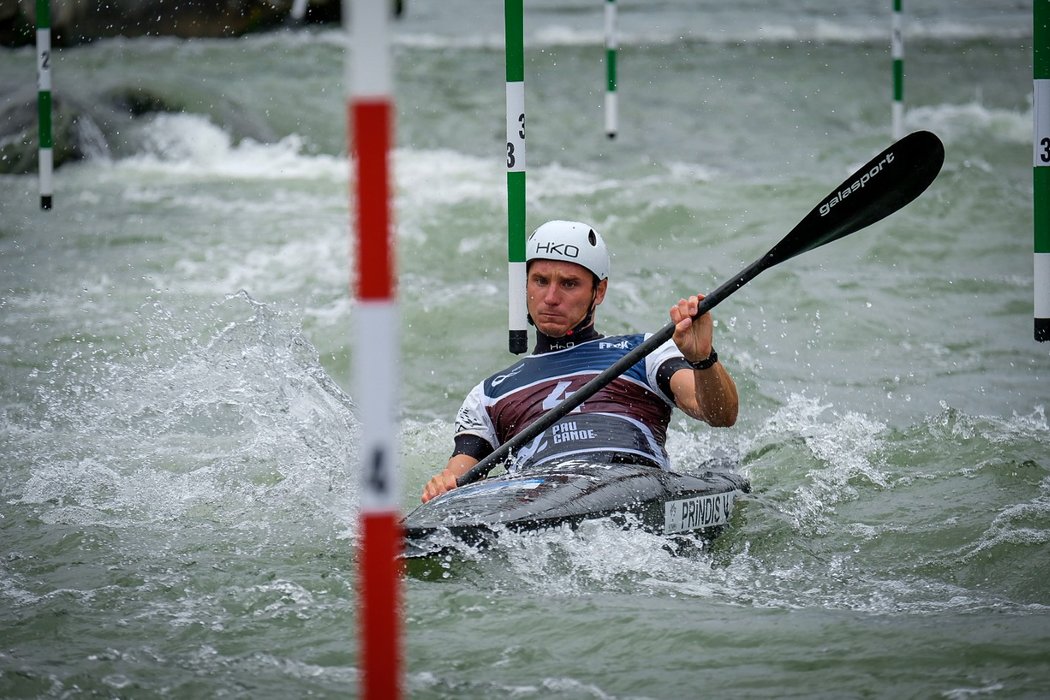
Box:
1036 0 1050 341
506 0 528 354
36 0 53 210
604 0 617 139
891 0 904 140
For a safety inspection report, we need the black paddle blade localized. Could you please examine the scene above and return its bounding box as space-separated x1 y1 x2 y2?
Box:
763 130 945 269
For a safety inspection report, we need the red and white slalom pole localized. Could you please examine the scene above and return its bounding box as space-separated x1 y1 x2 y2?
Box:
347 1 402 697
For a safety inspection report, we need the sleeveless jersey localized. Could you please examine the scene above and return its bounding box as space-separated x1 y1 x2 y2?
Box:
453 334 685 470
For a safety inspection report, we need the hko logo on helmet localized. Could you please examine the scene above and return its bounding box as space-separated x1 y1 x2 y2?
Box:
535 242 581 259
819 151 895 217
527 220 610 281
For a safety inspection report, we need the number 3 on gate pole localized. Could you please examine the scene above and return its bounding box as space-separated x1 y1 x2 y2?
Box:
507 112 525 167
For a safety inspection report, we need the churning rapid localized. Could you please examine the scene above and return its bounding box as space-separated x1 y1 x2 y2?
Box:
1 1 1048 697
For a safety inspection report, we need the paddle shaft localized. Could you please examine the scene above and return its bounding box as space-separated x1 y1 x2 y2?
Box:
456 255 766 486
457 130 945 487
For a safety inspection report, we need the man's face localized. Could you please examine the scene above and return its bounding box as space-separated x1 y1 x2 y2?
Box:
526 259 607 338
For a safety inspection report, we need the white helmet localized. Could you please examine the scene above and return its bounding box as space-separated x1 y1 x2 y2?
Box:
526 220 610 281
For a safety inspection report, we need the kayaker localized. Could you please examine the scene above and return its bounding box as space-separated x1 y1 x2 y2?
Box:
421 220 738 503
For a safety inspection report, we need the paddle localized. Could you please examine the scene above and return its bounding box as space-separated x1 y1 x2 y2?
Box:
456 129 945 488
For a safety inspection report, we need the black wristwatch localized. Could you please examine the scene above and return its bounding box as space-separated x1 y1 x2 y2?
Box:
686 349 718 370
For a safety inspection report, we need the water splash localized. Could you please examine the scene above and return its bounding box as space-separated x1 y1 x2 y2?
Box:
747 393 890 535
11 292 361 543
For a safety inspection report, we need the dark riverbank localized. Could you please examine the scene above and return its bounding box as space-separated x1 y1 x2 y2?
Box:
0 0 345 47
0 0 411 174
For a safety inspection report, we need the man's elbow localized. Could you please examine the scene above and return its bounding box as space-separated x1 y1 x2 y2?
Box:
706 403 738 427
708 413 737 428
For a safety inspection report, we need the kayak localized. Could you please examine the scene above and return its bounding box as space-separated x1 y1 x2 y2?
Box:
401 458 750 559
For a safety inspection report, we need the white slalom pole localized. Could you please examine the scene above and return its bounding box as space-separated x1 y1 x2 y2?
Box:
604 0 618 139
346 0 402 696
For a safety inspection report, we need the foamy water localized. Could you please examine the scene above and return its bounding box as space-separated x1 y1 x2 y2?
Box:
1 2 1048 697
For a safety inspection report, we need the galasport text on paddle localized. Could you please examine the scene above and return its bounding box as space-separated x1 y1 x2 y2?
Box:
456 130 946 488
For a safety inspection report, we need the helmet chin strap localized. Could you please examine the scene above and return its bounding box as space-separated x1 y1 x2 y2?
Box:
565 297 597 337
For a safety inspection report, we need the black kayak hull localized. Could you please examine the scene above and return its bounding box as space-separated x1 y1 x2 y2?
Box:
401 459 750 558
